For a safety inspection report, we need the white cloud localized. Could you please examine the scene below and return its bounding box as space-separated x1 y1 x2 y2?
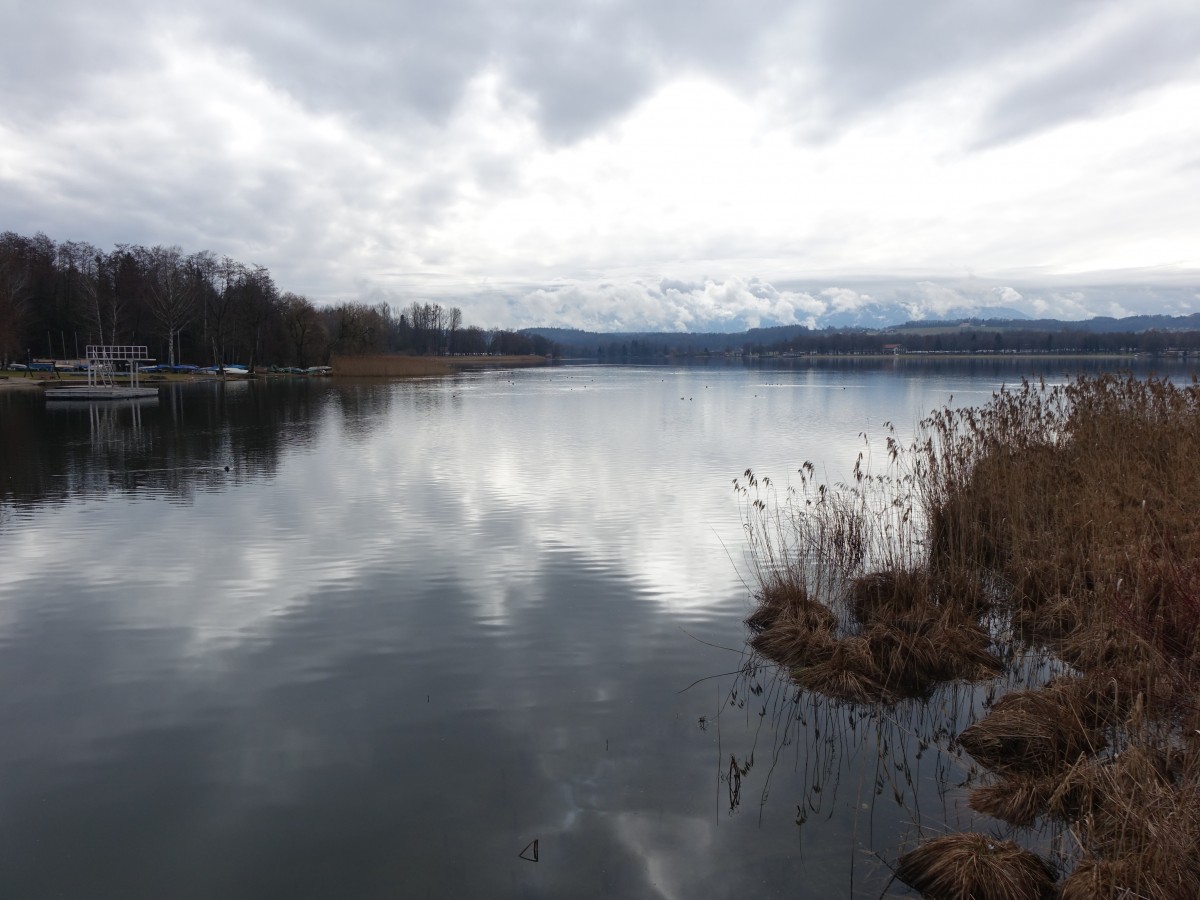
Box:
464 276 827 332
1 1 1199 326
821 287 874 313
993 286 1023 306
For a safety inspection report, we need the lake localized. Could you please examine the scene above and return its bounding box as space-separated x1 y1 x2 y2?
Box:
0 359 1190 898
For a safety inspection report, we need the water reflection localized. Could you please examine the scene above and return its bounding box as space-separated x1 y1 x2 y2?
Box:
709 640 1077 897
0 537 741 898
1 380 327 509
0 361 1194 898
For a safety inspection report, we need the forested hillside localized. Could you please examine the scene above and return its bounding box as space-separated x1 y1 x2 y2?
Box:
0 232 554 370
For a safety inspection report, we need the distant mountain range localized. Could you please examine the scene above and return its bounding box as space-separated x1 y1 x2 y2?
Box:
525 312 1200 351
816 304 1033 330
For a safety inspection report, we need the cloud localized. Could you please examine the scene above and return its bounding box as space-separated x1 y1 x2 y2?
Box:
774 1 1105 134
2 1 1199 321
0 0 786 144
14 1 1172 152
462 275 1200 332
973 4 1200 147
821 287 874 312
461 276 826 332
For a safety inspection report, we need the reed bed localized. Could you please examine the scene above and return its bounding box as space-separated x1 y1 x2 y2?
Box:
331 354 454 376
740 373 1200 896
330 354 548 377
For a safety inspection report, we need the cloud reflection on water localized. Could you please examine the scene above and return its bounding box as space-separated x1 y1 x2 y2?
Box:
0 364 1075 660
3 361 1163 897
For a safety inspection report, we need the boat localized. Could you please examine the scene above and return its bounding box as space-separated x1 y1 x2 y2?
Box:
200 364 253 377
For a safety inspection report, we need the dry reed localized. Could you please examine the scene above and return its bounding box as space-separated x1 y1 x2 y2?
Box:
958 686 1109 777
895 833 1057 900
740 373 1200 892
1060 847 1200 899
969 775 1060 828
331 354 548 377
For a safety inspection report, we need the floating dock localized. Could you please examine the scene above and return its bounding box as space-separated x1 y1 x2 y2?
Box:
44 386 159 401
43 344 159 402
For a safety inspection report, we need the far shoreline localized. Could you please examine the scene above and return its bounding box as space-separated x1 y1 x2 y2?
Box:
0 355 554 392
4 350 1192 394
329 354 551 377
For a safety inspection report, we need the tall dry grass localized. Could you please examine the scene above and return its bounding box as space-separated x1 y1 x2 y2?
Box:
331 355 454 376
740 373 1200 897
331 354 549 377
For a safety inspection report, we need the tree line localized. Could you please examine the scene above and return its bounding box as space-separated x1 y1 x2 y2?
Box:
0 232 556 371
529 321 1200 359
759 325 1200 356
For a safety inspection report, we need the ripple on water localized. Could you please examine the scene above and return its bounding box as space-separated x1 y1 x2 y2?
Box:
5 362 1187 898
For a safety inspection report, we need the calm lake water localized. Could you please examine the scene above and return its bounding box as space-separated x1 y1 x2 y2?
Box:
0 359 1192 898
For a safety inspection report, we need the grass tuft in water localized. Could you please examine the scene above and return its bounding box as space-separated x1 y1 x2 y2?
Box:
895 833 1058 900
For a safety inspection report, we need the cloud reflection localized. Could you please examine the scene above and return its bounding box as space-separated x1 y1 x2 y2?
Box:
1 362 1169 896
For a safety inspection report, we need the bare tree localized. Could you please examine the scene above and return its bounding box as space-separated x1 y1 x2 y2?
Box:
143 245 195 367
326 302 388 355
0 232 33 365
187 250 217 357
447 306 462 354
457 325 488 355
188 254 239 369
58 240 104 346
234 265 280 373
404 301 449 354
106 244 144 345
281 292 326 367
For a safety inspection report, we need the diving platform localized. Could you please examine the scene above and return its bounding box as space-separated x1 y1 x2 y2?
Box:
43 345 160 402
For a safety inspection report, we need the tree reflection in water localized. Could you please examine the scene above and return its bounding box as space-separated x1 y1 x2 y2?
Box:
0 380 328 510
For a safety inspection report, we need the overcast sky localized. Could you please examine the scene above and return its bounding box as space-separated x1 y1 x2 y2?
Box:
3 0 1199 330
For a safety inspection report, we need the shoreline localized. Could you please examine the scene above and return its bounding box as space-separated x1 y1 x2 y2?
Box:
665 351 1146 361
3 351 1188 394
0 377 44 392
0 355 550 392
329 354 550 377
741 373 1200 895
